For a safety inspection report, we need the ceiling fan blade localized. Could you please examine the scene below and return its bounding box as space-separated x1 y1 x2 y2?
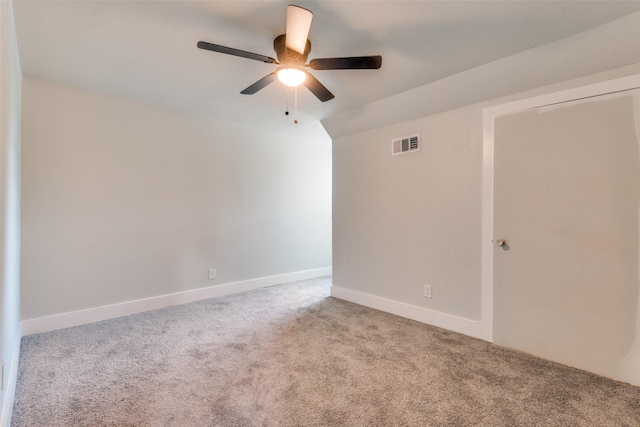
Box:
285 5 313 54
197 41 277 64
240 73 277 95
303 72 334 102
309 56 382 70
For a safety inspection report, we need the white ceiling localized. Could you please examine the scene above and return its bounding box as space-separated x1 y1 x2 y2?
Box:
12 0 640 137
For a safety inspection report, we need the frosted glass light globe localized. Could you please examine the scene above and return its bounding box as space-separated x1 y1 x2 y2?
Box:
277 67 306 87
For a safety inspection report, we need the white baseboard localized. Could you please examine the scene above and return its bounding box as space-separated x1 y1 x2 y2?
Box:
22 267 332 336
330 286 483 339
1 323 22 427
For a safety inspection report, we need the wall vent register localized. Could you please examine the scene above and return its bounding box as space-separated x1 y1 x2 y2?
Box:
391 133 420 156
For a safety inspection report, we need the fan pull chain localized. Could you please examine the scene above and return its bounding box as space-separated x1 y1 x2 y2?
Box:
294 87 298 124
283 87 299 124
285 86 290 116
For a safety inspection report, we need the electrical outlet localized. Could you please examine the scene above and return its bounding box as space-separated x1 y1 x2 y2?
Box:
208 269 216 280
424 285 432 299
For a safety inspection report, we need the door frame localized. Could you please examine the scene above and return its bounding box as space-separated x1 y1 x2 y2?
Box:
481 73 640 342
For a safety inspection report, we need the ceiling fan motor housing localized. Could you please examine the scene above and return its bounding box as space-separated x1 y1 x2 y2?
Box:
274 34 311 66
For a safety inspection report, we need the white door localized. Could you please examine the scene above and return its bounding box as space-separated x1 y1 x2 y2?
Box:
492 88 640 383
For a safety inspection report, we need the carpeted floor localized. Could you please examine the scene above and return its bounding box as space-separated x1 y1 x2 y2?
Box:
11 277 640 426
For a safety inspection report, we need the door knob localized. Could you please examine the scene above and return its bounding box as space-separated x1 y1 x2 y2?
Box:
494 239 506 246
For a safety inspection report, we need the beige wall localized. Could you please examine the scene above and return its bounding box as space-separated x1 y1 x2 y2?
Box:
333 105 483 320
21 77 332 320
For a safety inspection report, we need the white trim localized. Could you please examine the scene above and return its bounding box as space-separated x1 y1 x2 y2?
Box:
0 324 22 427
481 73 640 344
330 286 482 339
22 267 332 336
481 106 495 343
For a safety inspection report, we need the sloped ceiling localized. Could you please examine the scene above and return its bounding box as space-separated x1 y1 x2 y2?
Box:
12 0 640 138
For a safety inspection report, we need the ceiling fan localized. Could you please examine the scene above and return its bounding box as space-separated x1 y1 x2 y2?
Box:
197 4 382 102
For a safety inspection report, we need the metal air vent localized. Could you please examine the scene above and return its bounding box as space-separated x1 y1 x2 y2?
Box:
391 133 420 156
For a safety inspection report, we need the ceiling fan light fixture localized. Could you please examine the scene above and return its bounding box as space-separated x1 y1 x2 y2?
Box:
277 67 306 87
197 4 381 103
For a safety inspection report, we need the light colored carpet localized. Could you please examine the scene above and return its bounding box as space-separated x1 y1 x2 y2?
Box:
11 277 640 426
